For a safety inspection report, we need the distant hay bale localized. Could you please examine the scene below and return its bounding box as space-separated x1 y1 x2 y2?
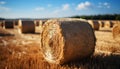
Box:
34 20 43 33
14 20 20 26
112 23 120 42
5 20 14 29
98 20 104 28
41 20 96 64
13 20 21 29
103 20 113 28
35 20 42 26
88 20 100 30
0 20 5 28
42 20 47 25
111 20 119 27
18 20 35 33
41 20 48 28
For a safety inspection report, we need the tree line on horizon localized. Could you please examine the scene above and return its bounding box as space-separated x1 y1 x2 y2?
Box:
0 14 120 20
70 14 120 20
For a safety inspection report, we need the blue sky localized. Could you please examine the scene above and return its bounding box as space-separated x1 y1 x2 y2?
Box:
0 0 120 18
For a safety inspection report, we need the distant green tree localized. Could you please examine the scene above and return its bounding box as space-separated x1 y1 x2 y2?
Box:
0 18 5 20
116 16 120 20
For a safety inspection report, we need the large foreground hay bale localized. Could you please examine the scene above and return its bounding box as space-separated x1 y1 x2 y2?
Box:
112 23 120 42
88 20 100 30
5 20 14 29
18 20 35 33
41 20 96 64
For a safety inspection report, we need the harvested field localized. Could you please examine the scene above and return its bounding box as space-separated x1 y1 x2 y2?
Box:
0 20 120 69
0 27 14 36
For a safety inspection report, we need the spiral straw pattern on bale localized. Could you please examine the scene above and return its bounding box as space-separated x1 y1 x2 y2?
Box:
112 23 120 42
5 20 14 29
88 20 100 30
41 20 96 64
18 21 35 33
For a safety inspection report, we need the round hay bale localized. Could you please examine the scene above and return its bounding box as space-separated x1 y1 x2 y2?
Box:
18 20 35 33
41 20 96 64
14 20 20 26
112 23 120 42
42 20 47 25
103 20 113 28
98 20 104 28
13 20 21 29
35 20 42 26
88 20 100 30
5 20 14 29
34 20 43 33
111 20 119 27
0 20 5 28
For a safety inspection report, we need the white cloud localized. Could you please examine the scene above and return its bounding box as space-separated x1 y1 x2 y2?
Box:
62 4 70 11
76 1 91 10
98 2 110 9
0 1 6 5
53 4 70 14
0 1 10 12
0 6 10 11
35 7 44 11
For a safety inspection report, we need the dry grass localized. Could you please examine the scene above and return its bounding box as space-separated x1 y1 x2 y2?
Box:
0 25 120 69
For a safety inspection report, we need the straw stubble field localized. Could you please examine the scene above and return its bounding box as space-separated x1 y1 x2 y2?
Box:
0 25 120 69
